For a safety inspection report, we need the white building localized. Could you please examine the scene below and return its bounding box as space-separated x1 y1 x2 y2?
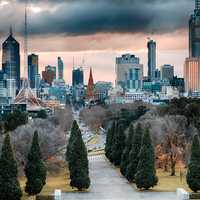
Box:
7 79 16 102
116 54 143 90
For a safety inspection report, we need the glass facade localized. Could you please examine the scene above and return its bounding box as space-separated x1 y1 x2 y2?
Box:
72 68 84 87
2 33 20 90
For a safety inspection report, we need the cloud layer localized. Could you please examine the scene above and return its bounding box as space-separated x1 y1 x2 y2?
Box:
0 0 194 36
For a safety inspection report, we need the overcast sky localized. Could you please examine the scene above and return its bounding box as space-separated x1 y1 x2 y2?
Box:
0 0 195 84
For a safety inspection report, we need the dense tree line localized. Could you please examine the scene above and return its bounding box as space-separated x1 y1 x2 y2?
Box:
0 131 46 199
187 134 200 192
66 121 90 191
105 121 158 190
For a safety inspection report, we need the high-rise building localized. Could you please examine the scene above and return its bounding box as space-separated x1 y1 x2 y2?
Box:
72 68 84 87
147 40 156 80
0 71 7 97
2 29 20 90
189 0 200 57
185 0 200 92
45 65 56 80
58 57 64 80
28 54 39 88
116 54 143 90
160 64 174 81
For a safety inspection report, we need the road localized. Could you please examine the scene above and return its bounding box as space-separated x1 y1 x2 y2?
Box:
62 155 177 200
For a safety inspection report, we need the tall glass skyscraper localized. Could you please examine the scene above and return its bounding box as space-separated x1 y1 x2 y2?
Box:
147 40 156 80
2 30 20 90
189 0 200 57
58 57 64 80
28 54 39 88
72 68 84 87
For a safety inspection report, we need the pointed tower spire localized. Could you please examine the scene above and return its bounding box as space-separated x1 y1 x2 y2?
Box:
9 26 13 36
86 67 95 101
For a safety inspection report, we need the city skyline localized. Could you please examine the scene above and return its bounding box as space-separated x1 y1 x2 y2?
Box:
0 0 196 84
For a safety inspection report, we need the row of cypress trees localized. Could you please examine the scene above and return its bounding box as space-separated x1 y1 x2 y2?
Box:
0 131 46 200
187 134 200 192
105 121 158 190
66 120 90 191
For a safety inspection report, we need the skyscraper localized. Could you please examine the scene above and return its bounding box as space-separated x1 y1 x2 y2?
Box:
28 54 39 88
58 57 64 80
147 40 156 80
185 0 200 92
189 0 200 57
2 29 20 90
116 54 143 90
160 64 174 81
72 68 84 87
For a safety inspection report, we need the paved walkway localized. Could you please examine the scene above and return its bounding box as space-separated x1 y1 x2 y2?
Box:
62 155 177 200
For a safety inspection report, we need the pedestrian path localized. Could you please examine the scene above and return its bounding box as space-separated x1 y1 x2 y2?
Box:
62 155 177 200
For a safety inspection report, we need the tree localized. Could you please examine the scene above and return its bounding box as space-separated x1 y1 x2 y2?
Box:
25 131 47 195
135 128 158 190
68 125 90 190
111 121 126 166
0 134 22 200
37 110 47 119
186 134 200 192
5 110 28 132
66 120 79 162
105 121 115 161
126 123 143 182
120 124 134 176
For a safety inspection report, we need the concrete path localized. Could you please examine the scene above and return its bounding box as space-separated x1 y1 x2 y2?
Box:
62 155 177 200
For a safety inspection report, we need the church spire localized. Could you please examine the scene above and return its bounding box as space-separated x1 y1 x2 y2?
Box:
86 68 95 101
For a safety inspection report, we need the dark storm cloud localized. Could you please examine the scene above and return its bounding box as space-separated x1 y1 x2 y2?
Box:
0 0 194 36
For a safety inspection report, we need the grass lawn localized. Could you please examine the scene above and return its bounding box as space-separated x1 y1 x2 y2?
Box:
20 166 74 200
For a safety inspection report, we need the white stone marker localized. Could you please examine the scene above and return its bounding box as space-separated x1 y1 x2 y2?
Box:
176 188 189 200
54 189 62 200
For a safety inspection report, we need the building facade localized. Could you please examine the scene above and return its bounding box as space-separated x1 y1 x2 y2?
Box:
58 57 64 80
185 0 200 92
160 64 174 81
72 68 84 87
147 40 156 80
184 58 200 92
116 54 143 90
2 30 20 90
28 54 39 88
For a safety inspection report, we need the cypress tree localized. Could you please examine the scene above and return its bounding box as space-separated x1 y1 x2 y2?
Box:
111 121 126 166
69 126 90 190
135 128 158 190
120 124 134 176
25 131 47 195
105 121 115 161
186 134 200 192
126 123 143 182
66 120 79 161
0 134 22 200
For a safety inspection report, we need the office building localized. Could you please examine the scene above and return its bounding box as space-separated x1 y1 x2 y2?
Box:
160 64 174 81
7 79 16 101
28 54 39 88
72 68 84 87
45 65 56 80
58 57 64 80
116 54 143 90
147 40 156 80
2 29 20 90
0 71 7 97
189 0 200 57
185 0 200 92
184 58 200 92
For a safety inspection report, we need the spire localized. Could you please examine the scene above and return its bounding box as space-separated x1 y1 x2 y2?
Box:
86 68 95 100
9 26 13 36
